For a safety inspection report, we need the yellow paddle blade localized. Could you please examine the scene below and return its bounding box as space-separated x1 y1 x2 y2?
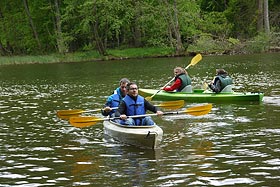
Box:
69 116 104 128
202 82 208 90
145 96 152 101
57 107 116 120
185 53 202 70
190 54 202 66
58 113 81 120
57 109 84 120
156 100 185 110
185 104 212 116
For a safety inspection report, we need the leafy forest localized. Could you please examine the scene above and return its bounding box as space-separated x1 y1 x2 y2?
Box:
0 0 279 57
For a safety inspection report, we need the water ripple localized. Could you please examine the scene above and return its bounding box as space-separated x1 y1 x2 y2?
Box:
1 54 280 186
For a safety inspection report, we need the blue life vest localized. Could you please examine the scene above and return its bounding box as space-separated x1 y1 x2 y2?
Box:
123 95 146 125
110 93 121 107
108 93 121 115
105 87 125 116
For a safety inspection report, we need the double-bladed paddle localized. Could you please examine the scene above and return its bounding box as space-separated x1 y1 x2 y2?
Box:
57 107 118 120
145 53 202 101
69 103 212 128
57 100 185 120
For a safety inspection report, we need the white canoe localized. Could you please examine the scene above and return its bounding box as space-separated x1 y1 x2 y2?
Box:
103 120 163 149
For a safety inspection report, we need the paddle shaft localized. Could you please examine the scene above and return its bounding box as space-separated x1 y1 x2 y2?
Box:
69 103 212 127
148 78 175 98
57 100 184 121
107 110 187 121
77 101 181 113
185 64 192 70
110 103 212 120
85 107 118 113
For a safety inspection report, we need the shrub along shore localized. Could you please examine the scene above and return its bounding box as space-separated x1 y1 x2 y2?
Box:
0 45 279 66
0 47 175 66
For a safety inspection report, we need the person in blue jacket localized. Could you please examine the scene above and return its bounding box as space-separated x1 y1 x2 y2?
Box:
102 78 130 117
115 82 163 126
208 69 233 93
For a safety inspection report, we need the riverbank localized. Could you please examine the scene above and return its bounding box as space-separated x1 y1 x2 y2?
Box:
1 45 279 66
0 47 176 66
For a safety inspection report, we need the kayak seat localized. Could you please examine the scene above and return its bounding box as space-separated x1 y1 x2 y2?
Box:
180 85 193 93
221 85 233 93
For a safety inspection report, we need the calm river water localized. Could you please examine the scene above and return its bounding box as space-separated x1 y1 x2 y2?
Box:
0 53 280 186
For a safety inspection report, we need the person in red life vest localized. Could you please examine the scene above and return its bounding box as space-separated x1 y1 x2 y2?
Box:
162 67 192 92
115 82 163 126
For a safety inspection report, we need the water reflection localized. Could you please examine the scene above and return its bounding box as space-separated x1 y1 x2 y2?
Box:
0 53 280 186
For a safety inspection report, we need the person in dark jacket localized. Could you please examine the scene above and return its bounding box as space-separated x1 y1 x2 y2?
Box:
102 78 130 117
208 69 233 93
162 67 192 92
115 82 163 126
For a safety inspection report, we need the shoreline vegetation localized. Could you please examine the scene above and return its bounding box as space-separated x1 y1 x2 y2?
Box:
1 1 279 66
1 32 280 66
0 47 174 66
1 28 280 66
1 44 279 66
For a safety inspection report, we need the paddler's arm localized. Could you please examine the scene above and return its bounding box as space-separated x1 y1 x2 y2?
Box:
209 79 222 93
162 78 181 91
114 100 127 119
144 99 163 116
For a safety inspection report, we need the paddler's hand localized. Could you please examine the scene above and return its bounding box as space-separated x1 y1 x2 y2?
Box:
120 114 127 120
156 111 163 116
104 106 111 112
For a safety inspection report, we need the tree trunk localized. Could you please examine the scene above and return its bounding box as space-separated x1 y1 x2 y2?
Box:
163 0 184 55
133 17 142 47
93 22 107 56
160 2 174 48
54 0 67 54
0 9 5 55
133 1 142 47
263 0 270 34
257 0 264 32
92 5 107 56
0 8 11 55
22 0 41 50
173 0 184 55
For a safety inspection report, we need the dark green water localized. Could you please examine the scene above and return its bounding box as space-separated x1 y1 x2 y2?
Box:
0 53 279 186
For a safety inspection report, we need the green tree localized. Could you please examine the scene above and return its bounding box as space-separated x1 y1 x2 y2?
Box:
23 0 42 50
1 0 279 56
0 1 30 54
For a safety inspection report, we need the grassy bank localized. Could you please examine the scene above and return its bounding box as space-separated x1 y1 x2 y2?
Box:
0 47 175 66
1 33 278 66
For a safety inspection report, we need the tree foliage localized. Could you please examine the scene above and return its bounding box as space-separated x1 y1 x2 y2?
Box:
0 0 279 56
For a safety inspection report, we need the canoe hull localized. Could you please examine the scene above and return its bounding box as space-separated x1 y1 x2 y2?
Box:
139 88 264 103
103 120 163 149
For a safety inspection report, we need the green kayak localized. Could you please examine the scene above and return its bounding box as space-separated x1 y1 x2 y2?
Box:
139 88 264 103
